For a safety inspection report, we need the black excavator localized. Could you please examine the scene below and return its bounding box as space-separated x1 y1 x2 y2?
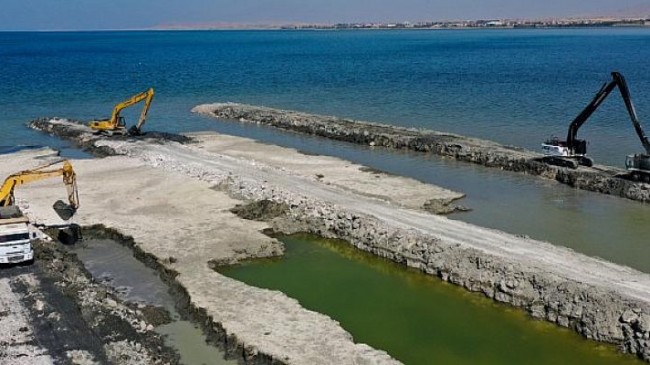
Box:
542 72 650 172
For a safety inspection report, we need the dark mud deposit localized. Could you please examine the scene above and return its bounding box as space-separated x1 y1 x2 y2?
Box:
230 200 290 221
80 225 277 365
29 118 193 157
7 237 179 364
194 103 650 203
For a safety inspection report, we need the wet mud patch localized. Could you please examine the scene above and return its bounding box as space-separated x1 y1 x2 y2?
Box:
71 235 242 365
141 305 173 327
297 149 323 157
230 199 290 221
78 225 273 365
20 238 179 365
358 166 398 177
422 196 471 215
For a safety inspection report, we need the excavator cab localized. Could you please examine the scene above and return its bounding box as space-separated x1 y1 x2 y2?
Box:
542 137 590 168
116 116 126 128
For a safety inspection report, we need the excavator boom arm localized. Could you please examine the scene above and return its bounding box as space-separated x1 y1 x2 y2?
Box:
109 88 155 128
90 88 155 133
565 80 617 149
133 88 154 132
611 72 650 155
0 160 79 210
565 72 650 155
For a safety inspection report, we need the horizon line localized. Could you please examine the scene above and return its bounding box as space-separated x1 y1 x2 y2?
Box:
2 15 649 32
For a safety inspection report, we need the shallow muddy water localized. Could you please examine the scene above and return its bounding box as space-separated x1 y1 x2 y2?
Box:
219 234 644 365
73 239 177 311
73 239 237 365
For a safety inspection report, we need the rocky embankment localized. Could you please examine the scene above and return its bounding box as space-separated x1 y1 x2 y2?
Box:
27 118 650 362
193 103 650 203
267 201 650 361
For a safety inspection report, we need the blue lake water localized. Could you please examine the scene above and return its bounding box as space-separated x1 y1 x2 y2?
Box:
3 28 650 273
2 28 650 165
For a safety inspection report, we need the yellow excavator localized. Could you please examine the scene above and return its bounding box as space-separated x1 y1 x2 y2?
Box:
0 159 79 220
88 88 154 136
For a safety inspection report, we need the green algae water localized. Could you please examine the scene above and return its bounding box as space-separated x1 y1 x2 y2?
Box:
219 234 642 365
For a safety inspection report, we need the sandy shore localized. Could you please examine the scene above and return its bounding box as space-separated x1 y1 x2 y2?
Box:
7 118 650 363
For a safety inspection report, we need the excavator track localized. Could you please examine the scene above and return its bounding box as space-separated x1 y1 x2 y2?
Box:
542 156 579 169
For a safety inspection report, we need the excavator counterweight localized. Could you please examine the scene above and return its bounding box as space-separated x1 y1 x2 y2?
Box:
89 88 154 136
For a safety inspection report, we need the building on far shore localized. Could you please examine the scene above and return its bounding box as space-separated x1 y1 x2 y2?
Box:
285 16 650 30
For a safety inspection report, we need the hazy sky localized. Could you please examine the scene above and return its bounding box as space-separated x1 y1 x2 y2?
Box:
3 0 649 30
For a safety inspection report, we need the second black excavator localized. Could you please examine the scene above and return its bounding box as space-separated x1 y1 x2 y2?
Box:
542 72 650 174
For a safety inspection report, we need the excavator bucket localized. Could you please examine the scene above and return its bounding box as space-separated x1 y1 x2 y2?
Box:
127 125 142 136
53 200 76 221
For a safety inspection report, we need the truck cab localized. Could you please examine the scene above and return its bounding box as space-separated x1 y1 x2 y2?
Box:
0 206 35 264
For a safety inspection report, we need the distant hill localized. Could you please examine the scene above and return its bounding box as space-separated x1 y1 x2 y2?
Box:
586 4 650 19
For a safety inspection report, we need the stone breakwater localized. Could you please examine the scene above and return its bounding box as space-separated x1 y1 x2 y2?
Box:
193 103 650 203
29 117 650 362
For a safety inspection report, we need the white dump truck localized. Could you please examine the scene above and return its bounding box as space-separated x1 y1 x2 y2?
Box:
0 159 80 264
0 206 35 264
